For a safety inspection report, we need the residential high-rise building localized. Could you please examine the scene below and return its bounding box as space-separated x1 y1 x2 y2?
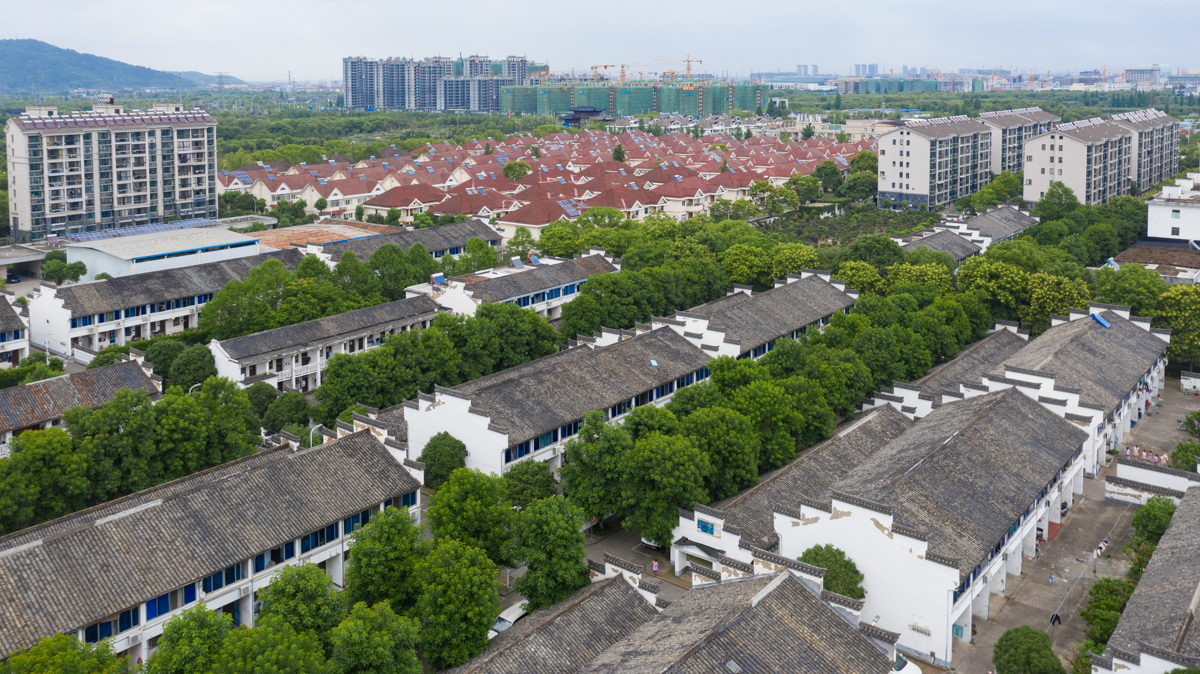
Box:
796 65 809 76
502 55 528 82
1021 109 1179 206
415 57 454 110
1022 119 1130 205
5 101 218 241
1112 108 1180 193
343 57 384 109
381 58 411 110
812 65 818 76
868 64 879 77
438 78 505 112
876 116 993 209
466 55 491 78
977 107 1061 174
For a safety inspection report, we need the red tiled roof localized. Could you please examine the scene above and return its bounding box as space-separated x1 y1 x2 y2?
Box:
363 184 447 208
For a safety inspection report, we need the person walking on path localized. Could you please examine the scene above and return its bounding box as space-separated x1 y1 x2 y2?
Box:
652 559 659 575
1049 574 1055 585
1050 613 1062 626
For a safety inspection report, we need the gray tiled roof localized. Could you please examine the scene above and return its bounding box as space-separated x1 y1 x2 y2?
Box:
216 295 440 361
913 329 1028 396
454 328 711 446
461 255 616 303
583 573 893 674
0 361 159 433
708 406 913 550
0 431 420 658
0 301 23 333
901 229 981 261
964 207 1037 241
50 249 306 317
444 578 659 674
319 220 501 261
835 389 1088 577
999 311 1166 416
1106 486 1200 663
678 276 855 353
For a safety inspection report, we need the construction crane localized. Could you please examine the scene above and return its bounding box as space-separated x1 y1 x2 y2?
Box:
618 63 662 83
659 55 703 80
592 65 615 82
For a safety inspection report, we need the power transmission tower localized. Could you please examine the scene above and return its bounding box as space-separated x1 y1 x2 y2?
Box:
217 72 228 110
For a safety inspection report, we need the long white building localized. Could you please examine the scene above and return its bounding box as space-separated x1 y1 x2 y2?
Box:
28 250 304 361
0 293 29 369
0 430 423 662
210 295 441 392
4 101 218 241
1146 172 1200 241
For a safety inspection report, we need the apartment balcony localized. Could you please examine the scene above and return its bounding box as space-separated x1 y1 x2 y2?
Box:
292 361 320 377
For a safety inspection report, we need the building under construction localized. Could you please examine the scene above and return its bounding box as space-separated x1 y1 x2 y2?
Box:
500 82 768 117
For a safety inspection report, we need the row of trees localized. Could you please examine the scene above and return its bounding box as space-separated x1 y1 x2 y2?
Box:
0 378 260 535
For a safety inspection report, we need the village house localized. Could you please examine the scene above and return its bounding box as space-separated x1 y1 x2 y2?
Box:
0 295 30 369
0 431 422 663
404 253 617 318
28 250 305 362
301 220 502 265
359 184 447 223
209 295 441 392
0 359 160 458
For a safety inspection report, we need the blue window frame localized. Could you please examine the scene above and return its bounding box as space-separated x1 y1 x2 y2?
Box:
400 490 418 507
698 519 715 535
203 571 223 593
344 508 373 536
533 430 557 450
560 420 581 439
84 620 114 643
695 367 711 381
516 296 531 307
548 287 562 299
504 441 532 463
563 284 576 296
183 583 196 604
254 553 266 573
284 541 295 559
118 607 139 633
145 593 170 621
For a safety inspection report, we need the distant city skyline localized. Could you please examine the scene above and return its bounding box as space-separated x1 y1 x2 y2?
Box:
1 0 1188 83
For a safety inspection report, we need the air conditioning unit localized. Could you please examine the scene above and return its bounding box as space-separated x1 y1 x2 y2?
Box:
240 586 251 598
127 634 141 645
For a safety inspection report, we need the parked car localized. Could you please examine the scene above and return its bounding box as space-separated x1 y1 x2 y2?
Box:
487 602 528 640
5 272 20 285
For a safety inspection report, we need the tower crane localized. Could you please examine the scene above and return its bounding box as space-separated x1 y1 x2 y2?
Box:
592 65 615 82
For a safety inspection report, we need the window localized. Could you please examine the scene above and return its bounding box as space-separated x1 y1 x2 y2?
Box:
1173 210 1181 219
400 490 418 507
344 508 374 536
145 593 171 621
183 583 196 604
118 607 140 633
560 419 581 439
84 620 114 643
1040 168 1045 174
301 524 340 552
504 440 532 463
697 519 716 536
1173 227 1181 236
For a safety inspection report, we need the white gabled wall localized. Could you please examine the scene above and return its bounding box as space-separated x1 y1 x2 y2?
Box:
404 392 509 476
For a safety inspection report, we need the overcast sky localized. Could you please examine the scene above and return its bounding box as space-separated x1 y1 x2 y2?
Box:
4 0 1185 82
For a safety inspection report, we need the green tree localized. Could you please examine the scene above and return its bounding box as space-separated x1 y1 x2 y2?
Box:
501 160 531 181
1159 285 1200 369
1020 273 1091 336
1080 224 1120 266
682 407 758 500
1034 181 1080 223
833 260 888 295
840 172 877 201
417 432 466 489
813 161 843 193
504 459 558 509
849 150 878 175
725 378 807 470
199 259 294 339
853 324 933 387
329 602 422 674
1094 263 1167 317
801 123 815 140
211 615 327 674
799 544 865 599
414 539 500 670
721 243 773 287
506 226 537 260
355 204 365 221
1131 495 1176 546
1079 577 1135 647
246 381 279 420
427 468 515 566
262 391 311 433
846 233 905 272
1170 441 1200 472
0 633 130 674
958 257 1030 322
993 625 1067 674
612 144 626 162
772 243 819 278
0 428 91 534
167 345 217 391
256 563 346 655
345 507 431 613
144 339 186 378
333 250 382 299
146 604 232 674
85 345 128 370
620 432 710 546
560 412 631 521
40 259 87 285
886 262 954 293
785 174 822 203
511 496 591 609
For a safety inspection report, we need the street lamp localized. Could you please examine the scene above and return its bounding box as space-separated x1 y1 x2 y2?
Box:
188 382 202 395
309 425 322 448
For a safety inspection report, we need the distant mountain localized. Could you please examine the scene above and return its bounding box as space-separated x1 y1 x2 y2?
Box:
0 40 244 92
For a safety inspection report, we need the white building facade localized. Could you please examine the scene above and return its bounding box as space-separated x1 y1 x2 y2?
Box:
876 117 993 209
1146 172 1200 241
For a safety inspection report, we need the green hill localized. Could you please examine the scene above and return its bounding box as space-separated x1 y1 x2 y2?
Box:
0 39 244 92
